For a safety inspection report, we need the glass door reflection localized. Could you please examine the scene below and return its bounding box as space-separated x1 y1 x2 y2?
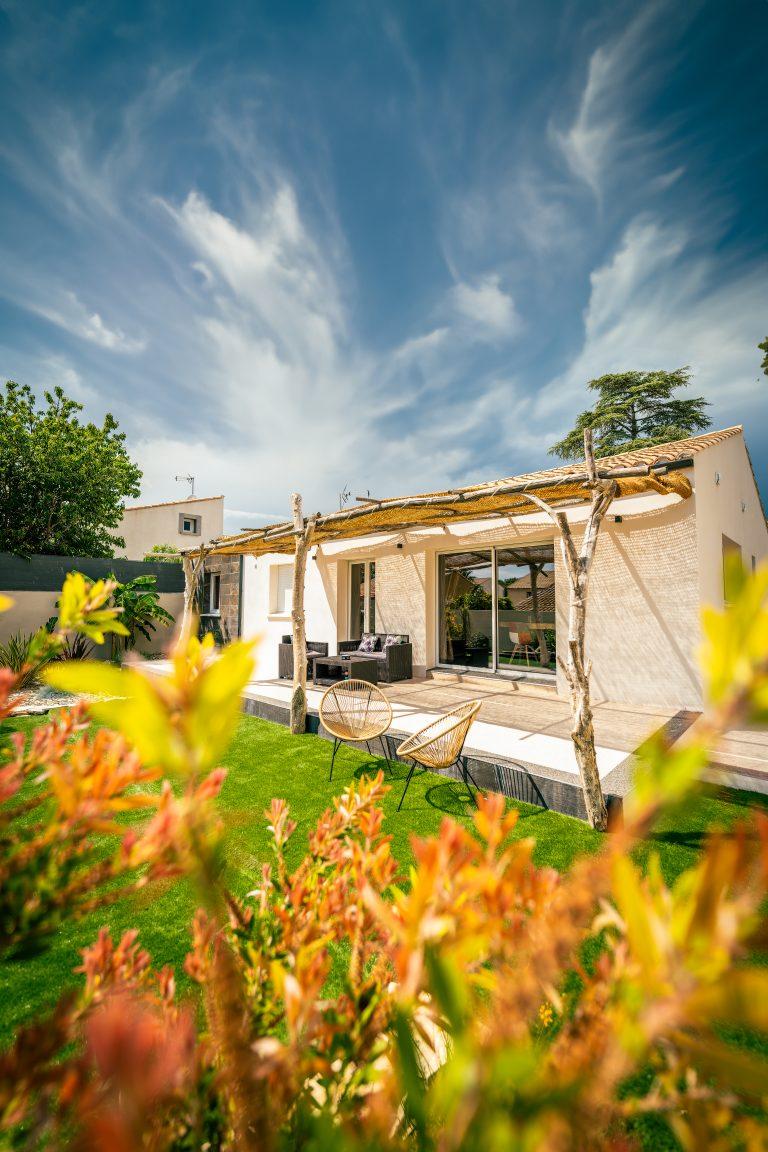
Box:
496 546 556 672
438 551 493 669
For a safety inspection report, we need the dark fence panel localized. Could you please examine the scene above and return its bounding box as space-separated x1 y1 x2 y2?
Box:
0 553 184 593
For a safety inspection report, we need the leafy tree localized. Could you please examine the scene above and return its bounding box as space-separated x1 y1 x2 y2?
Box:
0 381 141 557
144 543 181 563
549 368 710 460
759 335 768 376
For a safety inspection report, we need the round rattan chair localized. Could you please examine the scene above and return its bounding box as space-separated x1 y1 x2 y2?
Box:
395 700 482 811
319 678 394 781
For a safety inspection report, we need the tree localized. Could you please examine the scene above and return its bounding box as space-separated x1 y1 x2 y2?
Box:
549 368 710 460
144 543 182 563
0 381 141 557
759 335 768 376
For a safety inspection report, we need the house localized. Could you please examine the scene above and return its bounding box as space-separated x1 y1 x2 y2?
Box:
203 428 767 711
115 495 224 561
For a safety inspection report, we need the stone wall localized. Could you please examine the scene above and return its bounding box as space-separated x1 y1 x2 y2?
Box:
555 498 702 709
375 550 427 674
204 554 241 641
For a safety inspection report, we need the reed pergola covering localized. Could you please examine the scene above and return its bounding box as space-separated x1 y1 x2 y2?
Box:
202 428 740 560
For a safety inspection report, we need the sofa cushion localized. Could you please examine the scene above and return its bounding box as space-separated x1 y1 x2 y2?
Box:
357 632 380 653
383 634 408 649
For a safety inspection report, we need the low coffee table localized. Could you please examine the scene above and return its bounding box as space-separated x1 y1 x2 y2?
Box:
311 653 379 686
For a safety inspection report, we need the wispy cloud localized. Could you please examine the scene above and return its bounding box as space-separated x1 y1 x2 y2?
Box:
552 2 693 197
450 274 522 341
28 291 146 353
537 213 768 424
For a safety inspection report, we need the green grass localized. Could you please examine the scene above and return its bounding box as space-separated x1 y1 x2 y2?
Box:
1 710 766 1053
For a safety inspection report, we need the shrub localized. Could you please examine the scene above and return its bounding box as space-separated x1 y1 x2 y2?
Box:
0 565 767 1149
0 629 56 691
107 573 175 656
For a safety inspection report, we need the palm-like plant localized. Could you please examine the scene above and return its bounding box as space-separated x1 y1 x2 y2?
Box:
108 574 174 657
0 630 56 690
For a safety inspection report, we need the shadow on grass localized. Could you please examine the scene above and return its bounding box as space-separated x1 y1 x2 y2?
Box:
352 758 410 784
647 826 762 850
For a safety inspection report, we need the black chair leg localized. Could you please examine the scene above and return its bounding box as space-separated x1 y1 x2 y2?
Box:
397 761 416 811
461 756 481 806
329 737 341 782
379 733 392 772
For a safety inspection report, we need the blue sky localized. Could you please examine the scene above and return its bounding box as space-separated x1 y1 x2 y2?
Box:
1 0 766 533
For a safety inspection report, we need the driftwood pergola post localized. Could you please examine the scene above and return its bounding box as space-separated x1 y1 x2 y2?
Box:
180 544 209 644
290 494 317 735
529 430 618 831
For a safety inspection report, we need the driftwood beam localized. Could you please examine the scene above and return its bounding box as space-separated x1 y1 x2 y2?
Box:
526 430 617 831
289 494 316 735
180 543 209 645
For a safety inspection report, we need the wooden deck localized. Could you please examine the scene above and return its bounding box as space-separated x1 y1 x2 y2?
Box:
382 676 682 755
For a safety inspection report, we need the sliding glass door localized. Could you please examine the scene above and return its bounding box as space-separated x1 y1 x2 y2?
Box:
438 544 556 675
438 551 493 669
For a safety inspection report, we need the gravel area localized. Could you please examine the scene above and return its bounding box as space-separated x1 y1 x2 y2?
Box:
9 684 86 715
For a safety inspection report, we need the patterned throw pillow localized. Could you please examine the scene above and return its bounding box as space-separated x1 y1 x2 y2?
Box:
383 634 408 649
358 632 380 653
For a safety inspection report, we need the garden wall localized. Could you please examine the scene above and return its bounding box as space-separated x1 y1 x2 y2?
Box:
0 552 184 655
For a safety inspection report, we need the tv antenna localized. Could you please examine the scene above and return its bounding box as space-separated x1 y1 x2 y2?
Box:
339 483 351 510
175 474 195 498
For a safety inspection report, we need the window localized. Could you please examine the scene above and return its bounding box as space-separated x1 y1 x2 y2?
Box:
179 513 201 535
349 561 376 638
722 535 742 605
269 563 294 615
202 571 220 615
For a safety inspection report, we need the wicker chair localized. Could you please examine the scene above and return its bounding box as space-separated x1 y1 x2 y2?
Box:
395 700 482 811
319 678 394 781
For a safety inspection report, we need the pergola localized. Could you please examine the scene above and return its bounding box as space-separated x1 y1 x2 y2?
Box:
184 426 740 830
202 432 714 559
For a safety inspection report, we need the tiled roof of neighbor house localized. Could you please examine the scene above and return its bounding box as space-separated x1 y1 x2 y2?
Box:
204 426 743 558
124 495 224 512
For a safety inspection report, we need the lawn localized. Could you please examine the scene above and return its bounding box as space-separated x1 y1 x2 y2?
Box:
1 710 766 1050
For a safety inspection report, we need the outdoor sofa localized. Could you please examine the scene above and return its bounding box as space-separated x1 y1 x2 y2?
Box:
337 633 413 684
278 637 329 680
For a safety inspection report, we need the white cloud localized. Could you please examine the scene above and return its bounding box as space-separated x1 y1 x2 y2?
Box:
537 214 768 428
128 185 507 513
450 274 522 340
30 291 146 353
552 2 683 196
585 217 686 337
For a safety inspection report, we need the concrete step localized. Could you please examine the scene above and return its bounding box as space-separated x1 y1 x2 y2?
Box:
426 668 558 697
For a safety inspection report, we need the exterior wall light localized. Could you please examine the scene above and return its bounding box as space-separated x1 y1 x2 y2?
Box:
714 471 721 485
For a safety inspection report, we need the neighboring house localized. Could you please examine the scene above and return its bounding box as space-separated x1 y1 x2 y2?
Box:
206 427 768 710
115 495 224 560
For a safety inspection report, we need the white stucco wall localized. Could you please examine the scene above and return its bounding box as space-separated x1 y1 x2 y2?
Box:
239 550 338 680
692 434 768 609
115 496 224 560
0 590 183 655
